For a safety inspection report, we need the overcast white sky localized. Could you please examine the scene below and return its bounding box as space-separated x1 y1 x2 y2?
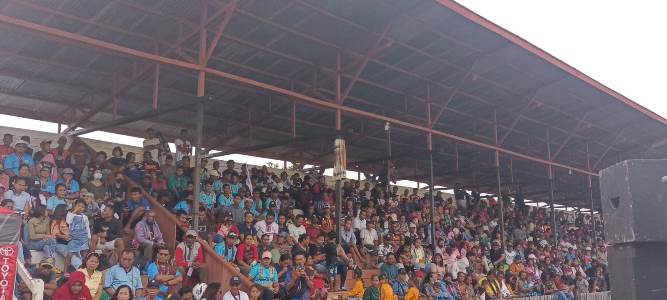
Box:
456 0 667 118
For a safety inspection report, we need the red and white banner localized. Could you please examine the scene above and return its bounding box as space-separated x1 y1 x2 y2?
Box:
0 244 18 300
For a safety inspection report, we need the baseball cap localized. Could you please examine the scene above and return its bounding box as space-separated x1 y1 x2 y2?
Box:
40 257 55 268
262 251 272 259
185 230 198 237
12 141 27 147
227 232 237 239
147 279 160 288
62 168 74 175
40 139 52 145
230 276 241 285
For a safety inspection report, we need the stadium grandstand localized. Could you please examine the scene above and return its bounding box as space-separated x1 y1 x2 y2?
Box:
0 1 665 300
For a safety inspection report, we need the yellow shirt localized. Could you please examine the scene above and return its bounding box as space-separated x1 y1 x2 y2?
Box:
348 279 365 298
404 287 419 300
380 283 398 300
78 268 103 297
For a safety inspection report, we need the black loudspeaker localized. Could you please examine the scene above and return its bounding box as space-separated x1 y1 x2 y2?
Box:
607 242 667 299
600 159 667 300
599 159 667 243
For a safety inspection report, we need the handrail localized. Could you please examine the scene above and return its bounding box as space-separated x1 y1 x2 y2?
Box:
73 137 253 291
122 175 253 290
16 259 44 300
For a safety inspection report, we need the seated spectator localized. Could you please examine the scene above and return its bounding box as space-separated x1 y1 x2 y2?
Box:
124 187 151 231
173 191 193 215
255 214 279 244
3 176 31 214
146 245 182 296
175 230 207 286
79 253 104 300
26 205 63 260
215 232 238 262
363 275 381 300
3 140 34 176
168 166 189 199
134 210 164 261
92 205 125 263
223 276 249 300
104 249 144 298
249 251 279 293
57 168 80 201
20 257 58 299
46 183 68 214
237 234 259 273
53 270 93 300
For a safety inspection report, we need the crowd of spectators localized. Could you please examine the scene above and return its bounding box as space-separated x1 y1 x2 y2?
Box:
0 128 609 300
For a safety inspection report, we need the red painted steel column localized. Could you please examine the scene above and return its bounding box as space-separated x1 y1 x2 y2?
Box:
152 63 160 110
494 109 505 250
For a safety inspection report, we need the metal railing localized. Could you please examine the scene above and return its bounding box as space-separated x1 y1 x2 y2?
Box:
16 261 44 300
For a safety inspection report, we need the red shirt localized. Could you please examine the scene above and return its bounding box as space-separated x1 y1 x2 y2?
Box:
0 145 13 161
236 243 258 263
175 242 205 268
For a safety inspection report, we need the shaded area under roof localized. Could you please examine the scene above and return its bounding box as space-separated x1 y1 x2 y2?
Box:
0 0 665 210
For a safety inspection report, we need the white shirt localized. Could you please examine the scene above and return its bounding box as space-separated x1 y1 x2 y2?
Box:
222 290 249 300
288 223 306 241
360 228 378 246
3 190 31 213
353 217 366 231
174 138 192 162
143 138 160 162
255 220 279 243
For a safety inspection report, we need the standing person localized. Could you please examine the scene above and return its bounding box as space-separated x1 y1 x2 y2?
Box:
223 276 249 300
175 230 207 286
143 128 161 165
66 199 91 271
174 129 192 163
108 146 127 170
146 245 183 296
0 133 13 162
104 250 144 298
79 253 104 300
3 140 34 176
155 131 171 164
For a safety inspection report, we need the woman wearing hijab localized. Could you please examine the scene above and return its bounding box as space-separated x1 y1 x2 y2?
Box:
53 271 93 300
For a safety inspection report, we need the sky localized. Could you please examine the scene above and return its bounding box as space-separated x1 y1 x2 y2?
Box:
2 1 660 211
456 0 667 118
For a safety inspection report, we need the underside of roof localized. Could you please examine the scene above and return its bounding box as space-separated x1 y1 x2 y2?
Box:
0 0 665 209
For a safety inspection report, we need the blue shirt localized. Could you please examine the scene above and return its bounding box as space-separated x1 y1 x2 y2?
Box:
217 193 233 207
214 243 237 262
55 179 80 195
46 196 67 211
40 177 55 195
200 192 215 210
127 197 151 212
173 200 191 214
145 262 181 294
3 153 34 175
104 264 143 292
249 263 278 286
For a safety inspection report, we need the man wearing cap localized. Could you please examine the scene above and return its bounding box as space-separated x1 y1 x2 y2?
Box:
33 139 52 162
214 232 238 262
21 257 57 299
3 139 34 176
249 251 279 290
223 276 249 300
175 230 207 285
144 279 166 300
56 167 80 200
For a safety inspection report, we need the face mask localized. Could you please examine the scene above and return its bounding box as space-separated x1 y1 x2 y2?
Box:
93 173 103 180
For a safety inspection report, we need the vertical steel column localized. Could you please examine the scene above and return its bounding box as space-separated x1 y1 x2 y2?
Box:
57 123 62 134
197 1 207 97
192 102 204 230
586 143 596 249
291 100 296 138
335 178 342 242
152 63 160 110
493 110 505 248
335 52 342 131
426 85 436 251
546 128 557 246
385 122 391 194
